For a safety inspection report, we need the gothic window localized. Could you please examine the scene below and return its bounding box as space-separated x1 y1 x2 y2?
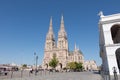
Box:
48 43 49 49
79 56 81 60
78 56 80 60
65 41 66 47
46 43 48 49
48 43 50 49
52 42 54 47
53 53 56 57
45 63 48 69
111 24 120 44
75 56 77 61
60 41 62 48
59 63 62 69
62 40 64 48
47 43 49 49
59 41 61 48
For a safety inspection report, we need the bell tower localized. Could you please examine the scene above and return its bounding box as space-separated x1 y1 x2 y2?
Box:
43 17 56 69
57 15 68 50
45 17 56 51
99 12 120 77
57 15 68 68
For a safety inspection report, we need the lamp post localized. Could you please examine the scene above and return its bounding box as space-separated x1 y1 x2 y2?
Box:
36 56 38 70
35 55 38 75
34 52 36 67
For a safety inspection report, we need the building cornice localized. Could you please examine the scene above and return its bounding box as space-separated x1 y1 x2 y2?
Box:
104 43 120 47
99 18 120 24
99 13 120 24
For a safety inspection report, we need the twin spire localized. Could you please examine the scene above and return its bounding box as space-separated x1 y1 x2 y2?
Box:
47 15 66 39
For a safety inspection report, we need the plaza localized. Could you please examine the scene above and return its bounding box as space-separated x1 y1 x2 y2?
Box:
0 71 102 80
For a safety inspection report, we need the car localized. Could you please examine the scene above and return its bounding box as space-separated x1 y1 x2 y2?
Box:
0 70 9 76
0 68 9 76
49 69 59 72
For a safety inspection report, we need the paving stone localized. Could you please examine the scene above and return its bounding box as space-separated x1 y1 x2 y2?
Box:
0 71 102 80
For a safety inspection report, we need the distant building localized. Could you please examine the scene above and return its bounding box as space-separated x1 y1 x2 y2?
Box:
83 60 98 71
42 16 84 70
42 15 97 71
0 63 18 71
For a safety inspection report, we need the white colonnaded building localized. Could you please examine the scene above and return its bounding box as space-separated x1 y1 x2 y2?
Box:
99 12 120 79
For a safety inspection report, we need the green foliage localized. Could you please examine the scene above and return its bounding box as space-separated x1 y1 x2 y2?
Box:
49 54 59 69
76 62 83 70
67 62 76 69
63 67 67 70
22 64 27 69
67 62 83 71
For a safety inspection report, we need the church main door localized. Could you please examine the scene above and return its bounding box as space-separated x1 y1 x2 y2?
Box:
59 63 62 69
115 48 120 73
45 64 48 69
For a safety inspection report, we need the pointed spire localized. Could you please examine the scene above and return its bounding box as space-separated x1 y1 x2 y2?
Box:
75 43 77 50
46 16 55 40
50 16 52 26
48 16 53 34
60 14 65 32
58 14 67 37
61 14 64 24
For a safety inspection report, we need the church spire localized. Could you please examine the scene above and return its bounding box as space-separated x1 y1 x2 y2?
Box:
46 17 55 40
58 15 67 38
48 16 53 34
75 43 77 50
60 15 65 32
57 15 68 50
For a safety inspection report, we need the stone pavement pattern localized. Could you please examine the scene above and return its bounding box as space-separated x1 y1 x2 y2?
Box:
0 71 102 80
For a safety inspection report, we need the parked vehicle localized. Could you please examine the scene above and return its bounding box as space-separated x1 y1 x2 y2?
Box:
0 67 9 76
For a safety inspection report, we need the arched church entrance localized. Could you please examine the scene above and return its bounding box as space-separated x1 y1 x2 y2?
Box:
59 63 62 69
45 63 48 69
115 48 120 73
111 24 120 44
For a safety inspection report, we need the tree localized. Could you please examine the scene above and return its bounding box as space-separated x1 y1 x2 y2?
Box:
49 54 59 69
22 64 27 69
67 62 76 70
76 62 83 71
67 62 83 71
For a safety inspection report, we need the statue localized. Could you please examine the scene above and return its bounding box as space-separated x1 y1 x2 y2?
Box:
98 11 104 18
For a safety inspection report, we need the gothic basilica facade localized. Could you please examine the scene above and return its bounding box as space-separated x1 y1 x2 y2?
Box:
42 16 84 70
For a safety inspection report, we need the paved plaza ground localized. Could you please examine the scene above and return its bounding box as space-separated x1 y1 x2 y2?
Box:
0 71 102 80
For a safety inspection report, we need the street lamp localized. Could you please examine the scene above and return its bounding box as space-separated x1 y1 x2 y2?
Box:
35 55 38 75
34 52 36 66
36 56 38 70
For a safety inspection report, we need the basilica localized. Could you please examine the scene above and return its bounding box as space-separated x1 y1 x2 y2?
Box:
42 15 97 71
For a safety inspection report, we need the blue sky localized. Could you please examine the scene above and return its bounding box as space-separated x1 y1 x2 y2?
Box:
0 0 120 66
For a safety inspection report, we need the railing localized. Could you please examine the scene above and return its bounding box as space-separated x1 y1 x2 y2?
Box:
100 71 110 80
113 67 118 80
100 67 120 80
